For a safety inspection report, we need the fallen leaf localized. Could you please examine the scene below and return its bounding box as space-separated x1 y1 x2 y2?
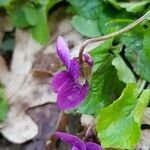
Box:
0 30 57 143
81 114 96 128
137 129 150 150
0 13 13 48
0 55 9 85
0 15 87 144
23 103 60 150
0 5 102 144
0 14 13 33
142 108 150 125
32 52 62 77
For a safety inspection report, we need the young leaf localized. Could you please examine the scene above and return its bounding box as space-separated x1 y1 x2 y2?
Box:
143 27 150 61
116 1 150 14
31 8 49 45
121 28 150 82
77 40 125 115
9 7 31 28
66 0 100 19
121 31 143 65
0 0 11 7
23 4 38 26
112 55 136 84
96 83 150 149
105 0 150 13
103 0 121 10
137 50 150 82
3 0 61 44
71 15 101 37
97 2 133 35
0 83 9 121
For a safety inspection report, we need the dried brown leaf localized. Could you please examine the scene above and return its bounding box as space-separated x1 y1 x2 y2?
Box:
23 103 60 150
32 52 62 77
137 129 150 150
0 30 56 143
142 108 150 125
0 16 86 144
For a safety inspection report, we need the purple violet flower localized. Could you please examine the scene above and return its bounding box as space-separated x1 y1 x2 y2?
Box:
55 131 103 150
51 36 93 111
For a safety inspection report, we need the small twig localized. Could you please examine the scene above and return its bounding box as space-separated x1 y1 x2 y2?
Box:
46 111 69 150
55 111 69 131
79 10 150 65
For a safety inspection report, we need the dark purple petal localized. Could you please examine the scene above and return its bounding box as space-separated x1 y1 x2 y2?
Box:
57 81 89 110
55 132 86 150
56 36 71 69
83 53 93 66
51 71 73 93
86 142 104 150
69 58 80 80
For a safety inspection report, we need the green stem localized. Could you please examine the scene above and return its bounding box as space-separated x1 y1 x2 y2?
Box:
79 10 150 65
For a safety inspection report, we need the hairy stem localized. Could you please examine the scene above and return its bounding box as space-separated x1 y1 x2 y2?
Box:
79 10 150 64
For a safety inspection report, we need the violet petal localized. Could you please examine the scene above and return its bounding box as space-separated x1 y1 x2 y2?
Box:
57 81 89 110
56 36 71 69
69 58 80 80
51 70 73 93
55 132 86 150
83 53 93 66
72 146 80 150
86 142 104 150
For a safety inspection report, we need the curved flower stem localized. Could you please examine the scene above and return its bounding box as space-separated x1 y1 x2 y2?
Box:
79 10 150 65
46 111 69 149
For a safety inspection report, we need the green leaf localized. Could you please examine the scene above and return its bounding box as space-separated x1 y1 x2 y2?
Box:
120 28 150 82
103 0 122 10
0 0 12 7
96 83 150 149
0 100 8 121
7 2 38 28
105 0 150 13
4 0 61 44
0 83 9 121
137 50 150 82
8 3 49 44
71 15 101 37
66 0 100 19
121 31 143 65
77 40 125 115
117 1 150 13
112 55 136 84
9 7 31 28
104 19 133 33
143 27 150 61
97 2 133 34
33 0 61 12
1 38 15 51
23 4 38 26
31 7 49 44
91 40 113 73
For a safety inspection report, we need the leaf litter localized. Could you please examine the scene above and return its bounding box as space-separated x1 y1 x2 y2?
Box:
0 3 150 150
0 11 88 149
